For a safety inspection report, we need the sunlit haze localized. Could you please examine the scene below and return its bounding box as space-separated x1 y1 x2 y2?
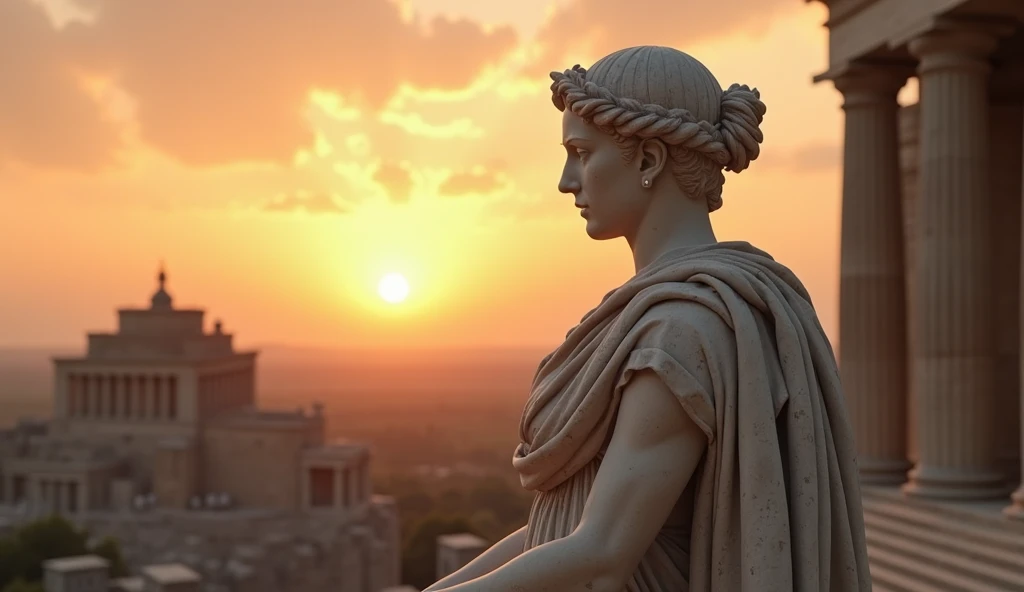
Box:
0 0 872 354
379 272 411 304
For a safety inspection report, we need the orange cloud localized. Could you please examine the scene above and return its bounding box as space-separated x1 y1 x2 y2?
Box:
439 167 507 197
0 0 120 170
755 141 840 172
527 0 795 77
374 162 414 203
2 0 517 169
264 191 349 215
485 193 561 222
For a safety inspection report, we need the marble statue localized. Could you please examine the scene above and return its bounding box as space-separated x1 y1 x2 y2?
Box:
424 45 870 591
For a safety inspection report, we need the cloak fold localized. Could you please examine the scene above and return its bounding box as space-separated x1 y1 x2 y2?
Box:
512 241 870 591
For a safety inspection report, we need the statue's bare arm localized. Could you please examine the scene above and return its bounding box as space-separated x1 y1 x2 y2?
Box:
422 525 527 591
434 367 709 592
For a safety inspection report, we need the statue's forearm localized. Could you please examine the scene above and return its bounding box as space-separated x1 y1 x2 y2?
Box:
436 532 621 592
424 526 527 591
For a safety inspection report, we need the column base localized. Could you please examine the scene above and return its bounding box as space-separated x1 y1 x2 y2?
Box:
1003 486 1024 519
859 458 912 486
901 464 1009 500
998 455 1022 488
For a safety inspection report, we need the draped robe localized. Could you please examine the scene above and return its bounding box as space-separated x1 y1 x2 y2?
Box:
512 241 871 591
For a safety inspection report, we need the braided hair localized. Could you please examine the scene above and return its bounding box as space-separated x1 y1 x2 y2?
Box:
550 47 765 212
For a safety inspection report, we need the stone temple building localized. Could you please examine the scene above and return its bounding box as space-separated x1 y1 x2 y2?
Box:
0 268 401 592
43 554 203 592
807 0 1024 589
434 533 488 583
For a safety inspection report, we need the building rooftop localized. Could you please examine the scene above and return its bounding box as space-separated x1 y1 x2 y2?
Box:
438 533 488 550
210 407 316 430
43 555 110 572
141 563 201 584
301 440 368 462
110 577 144 592
7 438 120 467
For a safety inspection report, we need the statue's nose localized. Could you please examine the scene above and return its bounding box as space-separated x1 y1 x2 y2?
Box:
558 168 581 195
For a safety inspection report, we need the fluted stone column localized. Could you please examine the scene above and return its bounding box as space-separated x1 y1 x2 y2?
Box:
834 65 912 484
903 24 1006 499
347 465 359 506
898 104 921 467
990 95 1023 485
1006 65 1024 518
333 465 344 508
362 457 372 501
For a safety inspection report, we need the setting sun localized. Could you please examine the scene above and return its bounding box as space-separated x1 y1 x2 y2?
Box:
378 272 410 304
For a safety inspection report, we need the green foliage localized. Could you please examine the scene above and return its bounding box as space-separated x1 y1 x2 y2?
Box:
0 515 128 589
1 578 44 592
5 515 89 583
89 536 129 578
402 513 479 590
376 472 534 589
0 538 33 590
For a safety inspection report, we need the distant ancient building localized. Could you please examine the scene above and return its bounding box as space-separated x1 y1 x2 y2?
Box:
43 555 110 592
43 555 201 592
0 268 401 591
435 533 488 582
808 0 1024 589
137 564 202 592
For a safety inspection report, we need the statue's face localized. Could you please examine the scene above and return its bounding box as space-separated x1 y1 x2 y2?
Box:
558 110 645 241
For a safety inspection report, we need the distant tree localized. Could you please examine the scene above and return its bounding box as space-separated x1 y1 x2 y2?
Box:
397 490 433 516
467 509 502 542
467 477 532 527
402 514 481 590
1 578 44 592
89 536 129 578
8 515 89 583
436 489 465 515
0 537 33 590
0 515 129 589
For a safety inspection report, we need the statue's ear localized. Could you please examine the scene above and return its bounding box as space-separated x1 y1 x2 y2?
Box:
637 138 669 181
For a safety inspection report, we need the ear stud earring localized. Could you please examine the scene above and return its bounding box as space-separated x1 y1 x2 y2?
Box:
642 178 651 188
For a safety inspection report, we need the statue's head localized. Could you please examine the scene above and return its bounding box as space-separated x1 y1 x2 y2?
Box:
551 46 766 240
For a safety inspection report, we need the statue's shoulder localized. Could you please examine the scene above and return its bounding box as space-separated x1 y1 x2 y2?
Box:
631 294 735 366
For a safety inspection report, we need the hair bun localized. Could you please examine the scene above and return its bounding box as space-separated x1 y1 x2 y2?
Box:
718 84 766 173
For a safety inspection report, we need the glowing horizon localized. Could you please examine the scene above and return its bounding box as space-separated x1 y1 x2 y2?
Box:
0 0 855 353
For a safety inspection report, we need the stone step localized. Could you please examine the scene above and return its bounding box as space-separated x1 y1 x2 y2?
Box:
864 517 1024 590
865 542 1011 592
868 559 953 592
863 511 1024 580
861 492 1024 555
861 487 1024 536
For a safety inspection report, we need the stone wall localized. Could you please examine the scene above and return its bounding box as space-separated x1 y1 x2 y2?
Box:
200 420 312 510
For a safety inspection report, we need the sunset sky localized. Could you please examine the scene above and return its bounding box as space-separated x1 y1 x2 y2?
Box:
0 0 919 351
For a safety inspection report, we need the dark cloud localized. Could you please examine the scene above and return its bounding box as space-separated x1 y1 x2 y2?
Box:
2 0 517 169
264 191 349 215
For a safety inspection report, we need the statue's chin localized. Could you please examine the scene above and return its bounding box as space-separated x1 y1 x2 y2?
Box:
584 223 619 241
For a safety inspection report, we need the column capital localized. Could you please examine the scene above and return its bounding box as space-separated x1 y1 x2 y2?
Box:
833 62 914 108
909 18 1014 74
